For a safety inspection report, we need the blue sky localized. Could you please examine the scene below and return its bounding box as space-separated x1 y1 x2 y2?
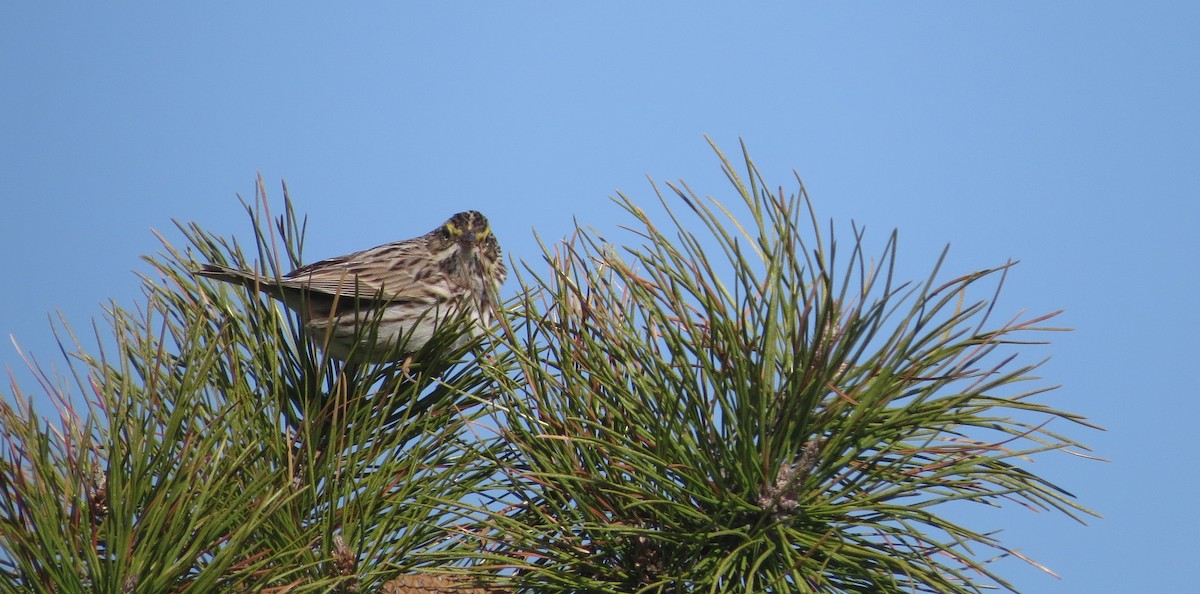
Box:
2 3 1196 592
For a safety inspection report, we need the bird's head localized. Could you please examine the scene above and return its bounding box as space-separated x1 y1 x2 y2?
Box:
441 210 493 245
428 211 503 272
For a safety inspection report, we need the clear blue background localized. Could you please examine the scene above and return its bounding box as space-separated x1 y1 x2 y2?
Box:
2 4 1196 592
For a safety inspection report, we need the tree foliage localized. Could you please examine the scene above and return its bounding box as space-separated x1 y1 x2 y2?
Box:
0 144 1097 593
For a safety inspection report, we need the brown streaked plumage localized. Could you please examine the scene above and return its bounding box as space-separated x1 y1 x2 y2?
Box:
196 210 505 362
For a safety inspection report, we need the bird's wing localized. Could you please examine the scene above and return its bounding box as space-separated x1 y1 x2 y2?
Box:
281 240 448 305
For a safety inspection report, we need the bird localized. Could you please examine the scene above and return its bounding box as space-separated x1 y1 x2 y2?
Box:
195 210 505 363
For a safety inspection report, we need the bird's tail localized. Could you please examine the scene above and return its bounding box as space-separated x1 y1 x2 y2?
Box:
194 264 272 290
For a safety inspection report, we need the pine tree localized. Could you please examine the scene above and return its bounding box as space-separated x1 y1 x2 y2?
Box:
0 143 1098 593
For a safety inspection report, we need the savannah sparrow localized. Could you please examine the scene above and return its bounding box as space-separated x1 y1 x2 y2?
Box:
196 210 506 363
